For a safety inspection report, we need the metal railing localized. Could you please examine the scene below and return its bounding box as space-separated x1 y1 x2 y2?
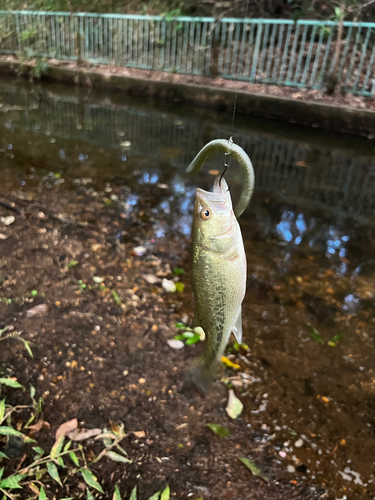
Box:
0 11 374 96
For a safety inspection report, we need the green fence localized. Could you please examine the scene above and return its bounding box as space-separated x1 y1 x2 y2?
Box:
0 11 374 96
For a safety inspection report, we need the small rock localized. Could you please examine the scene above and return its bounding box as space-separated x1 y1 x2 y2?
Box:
1 215 15 226
0 233 8 240
123 370 129 376
138 378 146 384
279 450 287 458
162 278 176 293
157 183 169 189
133 246 146 256
287 465 296 473
143 274 159 284
294 438 303 448
167 339 184 350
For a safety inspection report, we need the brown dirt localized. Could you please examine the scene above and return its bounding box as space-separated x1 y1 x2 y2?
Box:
0 182 326 499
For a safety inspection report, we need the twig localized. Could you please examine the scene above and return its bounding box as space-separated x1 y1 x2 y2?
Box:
91 433 127 464
0 487 15 500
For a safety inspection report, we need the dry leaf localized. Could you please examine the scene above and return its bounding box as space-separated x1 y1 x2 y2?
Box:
55 418 78 441
67 428 102 441
26 304 49 317
132 431 146 439
27 419 50 432
225 389 243 419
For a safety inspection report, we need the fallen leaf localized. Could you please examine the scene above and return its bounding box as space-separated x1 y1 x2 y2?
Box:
162 278 176 293
55 418 78 441
131 431 146 439
0 215 15 226
26 304 48 317
206 423 230 437
167 339 184 350
225 389 243 419
238 457 269 482
221 356 241 370
27 419 50 433
66 428 102 441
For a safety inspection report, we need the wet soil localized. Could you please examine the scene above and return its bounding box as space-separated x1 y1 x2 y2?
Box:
1 79 375 500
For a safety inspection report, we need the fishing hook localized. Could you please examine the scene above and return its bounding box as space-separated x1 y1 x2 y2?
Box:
219 137 233 188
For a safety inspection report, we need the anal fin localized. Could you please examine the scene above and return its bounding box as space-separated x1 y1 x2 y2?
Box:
232 308 243 344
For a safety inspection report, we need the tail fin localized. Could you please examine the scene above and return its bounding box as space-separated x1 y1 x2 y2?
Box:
182 359 216 396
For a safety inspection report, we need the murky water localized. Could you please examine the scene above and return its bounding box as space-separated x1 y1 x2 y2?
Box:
1 79 375 499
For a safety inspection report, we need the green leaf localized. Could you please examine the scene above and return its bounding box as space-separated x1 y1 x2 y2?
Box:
30 384 36 399
57 456 65 468
173 268 185 276
69 452 80 466
0 326 9 337
87 491 95 500
175 282 185 293
113 484 121 500
32 446 44 459
0 427 25 438
161 484 170 500
174 322 188 329
147 491 161 500
206 423 230 437
0 452 8 459
238 457 269 482
51 435 65 459
38 486 47 500
0 378 24 389
19 338 33 358
0 468 3 480
63 440 72 452
328 333 344 347
112 290 122 305
31 290 38 297
185 334 201 345
81 468 104 493
67 260 79 269
46 462 62 486
107 451 132 463
0 473 25 489
309 327 324 343
0 399 5 422
129 485 137 500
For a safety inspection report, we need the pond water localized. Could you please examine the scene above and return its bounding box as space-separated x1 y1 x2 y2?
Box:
1 78 375 499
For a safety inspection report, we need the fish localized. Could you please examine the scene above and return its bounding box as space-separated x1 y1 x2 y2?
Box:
184 139 254 394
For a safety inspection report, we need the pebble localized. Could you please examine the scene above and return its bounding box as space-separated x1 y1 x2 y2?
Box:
143 274 159 284
133 246 147 256
138 378 146 384
167 339 184 350
279 451 287 458
162 278 176 293
123 370 129 376
287 465 296 473
295 438 304 448
0 233 8 240
1 215 15 226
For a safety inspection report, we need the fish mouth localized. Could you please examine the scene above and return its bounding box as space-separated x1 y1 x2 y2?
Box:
196 187 229 204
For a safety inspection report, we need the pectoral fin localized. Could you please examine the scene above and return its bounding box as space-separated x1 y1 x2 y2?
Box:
191 309 201 328
232 308 243 344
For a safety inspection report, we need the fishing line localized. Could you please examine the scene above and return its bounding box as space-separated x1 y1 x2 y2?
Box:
220 94 237 189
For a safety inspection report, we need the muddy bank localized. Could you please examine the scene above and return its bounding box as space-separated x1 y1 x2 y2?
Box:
1 80 375 499
1 58 375 136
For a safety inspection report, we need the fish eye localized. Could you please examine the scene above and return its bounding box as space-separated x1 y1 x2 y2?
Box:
200 208 211 220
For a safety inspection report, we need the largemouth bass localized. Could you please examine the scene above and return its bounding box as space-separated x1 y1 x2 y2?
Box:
185 139 254 394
